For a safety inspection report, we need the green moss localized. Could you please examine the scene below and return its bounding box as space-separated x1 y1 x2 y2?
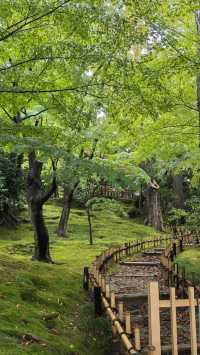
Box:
0 202 163 354
176 248 200 284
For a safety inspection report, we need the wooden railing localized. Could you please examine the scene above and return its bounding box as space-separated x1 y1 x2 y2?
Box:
84 185 135 201
84 236 173 354
84 234 200 355
148 281 199 355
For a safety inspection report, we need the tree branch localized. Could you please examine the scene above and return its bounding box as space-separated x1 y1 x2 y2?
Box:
21 108 48 121
0 0 71 42
40 177 57 204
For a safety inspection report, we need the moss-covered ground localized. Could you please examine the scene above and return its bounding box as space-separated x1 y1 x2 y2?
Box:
176 247 200 284
0 202 161 355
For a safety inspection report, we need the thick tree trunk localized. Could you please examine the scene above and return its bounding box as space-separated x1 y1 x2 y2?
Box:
146 181 164 231
57 187 73 237
27 151 56 262
31 203 51 261
173 174 185 209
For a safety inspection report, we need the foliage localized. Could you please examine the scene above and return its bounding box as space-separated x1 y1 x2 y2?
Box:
0 151 24 225
167 208 187 227
185 197 200 233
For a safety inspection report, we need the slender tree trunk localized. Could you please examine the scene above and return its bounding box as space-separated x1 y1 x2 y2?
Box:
87 206 93 245
195 10 200 147
27 151 56 262
57 187 74 237
146 184 164 231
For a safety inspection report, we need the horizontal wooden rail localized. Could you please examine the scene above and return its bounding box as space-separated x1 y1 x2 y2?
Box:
86 233 200 354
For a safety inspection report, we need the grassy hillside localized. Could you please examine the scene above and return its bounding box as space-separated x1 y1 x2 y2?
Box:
0 202 160 355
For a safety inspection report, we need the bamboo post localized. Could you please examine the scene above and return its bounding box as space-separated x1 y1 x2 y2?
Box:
173 242 177 257
170 287 178 355
128 242 131 255
105 284 110 299
118 302 124 322
125 242 128 256
192 272 196 287
94 286 102 316
188 287 197 355
148 282 161 355
98 273 102 287
111 292 116 309
135 327 141 351
125 311 132 335
101 277 106 293
170 248 174 262
110 292 117 336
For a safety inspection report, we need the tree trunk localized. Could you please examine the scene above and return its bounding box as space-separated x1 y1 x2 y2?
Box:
57 187 74 237
87 207 93 245
27 151 56 262
173 174 185 209
146 184 164 231
31 203 51 261
195 10 200 147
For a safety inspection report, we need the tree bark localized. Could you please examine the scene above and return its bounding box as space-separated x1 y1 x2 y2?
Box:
57 186 74 237
146 179 164 231
27 151 56 262
173 174 185 209
195 10 200 147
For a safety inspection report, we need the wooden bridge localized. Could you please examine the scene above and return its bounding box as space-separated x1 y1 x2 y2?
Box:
86 185 135 201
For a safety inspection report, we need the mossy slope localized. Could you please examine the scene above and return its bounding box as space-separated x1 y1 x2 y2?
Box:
0 203 160 355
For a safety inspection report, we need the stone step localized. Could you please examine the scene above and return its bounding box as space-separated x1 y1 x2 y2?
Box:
142 251 163 256
120 261 160 266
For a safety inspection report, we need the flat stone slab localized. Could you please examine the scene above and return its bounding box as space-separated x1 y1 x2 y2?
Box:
109 273 158 278
119 261 161 266
142 251 163 256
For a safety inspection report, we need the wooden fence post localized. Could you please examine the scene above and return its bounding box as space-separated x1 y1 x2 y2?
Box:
173 242 177 257
135 327 141 352
94 286 102 316
179 237 183 252
170 287 178 355
111 292 116 309
148 282 161 355
118 302 124 322
125 242 128 256
125 311 131 335
106 284 110 299
188 287 197 355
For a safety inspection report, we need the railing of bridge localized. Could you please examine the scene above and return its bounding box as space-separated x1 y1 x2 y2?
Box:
83 185 135 201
